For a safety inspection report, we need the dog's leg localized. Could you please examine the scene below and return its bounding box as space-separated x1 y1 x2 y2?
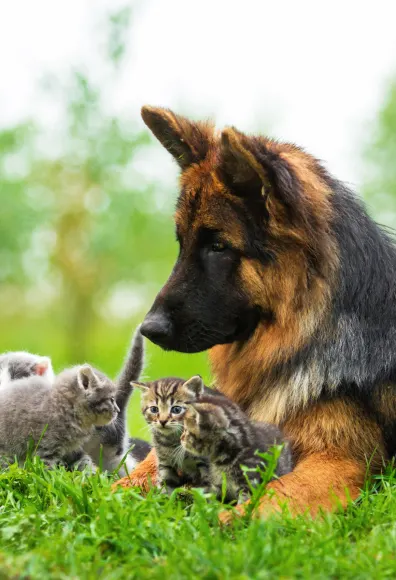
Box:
219 453 366 523
112 448 157 493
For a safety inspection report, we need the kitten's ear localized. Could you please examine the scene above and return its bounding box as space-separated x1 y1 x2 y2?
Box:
131 381 149 392
77 365 96 390
183 375 204 398
34 357 51 377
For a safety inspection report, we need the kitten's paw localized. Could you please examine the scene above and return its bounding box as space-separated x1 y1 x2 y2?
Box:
85 463 97 474
156 482 168 495
76 456 96 473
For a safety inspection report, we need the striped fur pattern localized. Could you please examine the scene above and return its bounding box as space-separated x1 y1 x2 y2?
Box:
135 376 211 493
181 390 292 502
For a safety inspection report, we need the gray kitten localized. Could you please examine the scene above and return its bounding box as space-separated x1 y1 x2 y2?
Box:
0 364 118 470
0 351 54 388
83 326 152 475
0 333 151 474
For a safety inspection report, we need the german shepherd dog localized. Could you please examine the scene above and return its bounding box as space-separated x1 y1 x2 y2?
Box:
115 106 396 518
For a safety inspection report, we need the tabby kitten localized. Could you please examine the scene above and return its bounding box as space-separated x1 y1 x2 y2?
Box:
0 364 119 470
135 376 212 494
181 377 293 502
83 326 151 474
0 351 54 389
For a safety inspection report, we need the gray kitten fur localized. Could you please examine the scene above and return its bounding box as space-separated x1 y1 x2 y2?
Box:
0 365 118 470
0 351 54 388
0 331 151 474
83 326 151 474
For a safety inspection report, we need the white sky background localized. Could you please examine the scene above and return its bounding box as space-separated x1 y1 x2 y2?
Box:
0 0 396 191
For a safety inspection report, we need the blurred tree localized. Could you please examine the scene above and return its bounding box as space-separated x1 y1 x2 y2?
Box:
363 80 396 227
0 4 211 425
0 124 38 286
18 6 175 363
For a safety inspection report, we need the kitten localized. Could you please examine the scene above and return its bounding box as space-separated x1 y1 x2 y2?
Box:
134 376 214 494
0 351 54 388
83 326 152 474
181 376 293 503
0 364 119 470
0 330 151 474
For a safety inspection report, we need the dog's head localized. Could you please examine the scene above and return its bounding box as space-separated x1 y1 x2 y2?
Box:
140 107 338 353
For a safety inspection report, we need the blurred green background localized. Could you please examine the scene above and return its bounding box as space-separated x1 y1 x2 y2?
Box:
0 8 210 440
1 6 396 440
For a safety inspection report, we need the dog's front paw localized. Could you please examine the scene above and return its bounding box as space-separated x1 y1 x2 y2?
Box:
218 503 246 526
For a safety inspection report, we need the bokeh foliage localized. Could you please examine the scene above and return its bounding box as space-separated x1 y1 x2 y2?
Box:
0 7 209 439
363 80 396 227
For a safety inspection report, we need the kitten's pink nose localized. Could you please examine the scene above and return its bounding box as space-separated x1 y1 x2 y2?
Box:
160 420 167 427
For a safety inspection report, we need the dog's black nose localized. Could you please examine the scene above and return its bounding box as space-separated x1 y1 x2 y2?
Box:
141 311 173 347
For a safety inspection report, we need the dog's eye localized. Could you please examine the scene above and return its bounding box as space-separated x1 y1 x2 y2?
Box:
149 406 159 414
171 405 184 415
210 242 227 252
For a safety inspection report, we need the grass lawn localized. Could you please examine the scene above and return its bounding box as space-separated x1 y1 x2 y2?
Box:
1 460 396 579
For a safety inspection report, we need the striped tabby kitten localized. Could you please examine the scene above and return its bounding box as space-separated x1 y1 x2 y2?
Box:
181 377 293 502
135 376 212 494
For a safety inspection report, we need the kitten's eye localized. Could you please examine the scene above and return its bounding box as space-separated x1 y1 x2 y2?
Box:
171 405 184 415
210 242 227 253
149 406 159 414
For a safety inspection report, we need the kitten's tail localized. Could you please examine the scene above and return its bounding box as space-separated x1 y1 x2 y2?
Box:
116 325 145 409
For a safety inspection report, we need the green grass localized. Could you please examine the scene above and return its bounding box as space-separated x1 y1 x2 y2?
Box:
3 318 396 578
1 459 396 579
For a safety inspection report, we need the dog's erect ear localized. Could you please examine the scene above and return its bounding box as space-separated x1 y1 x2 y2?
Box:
141 106 214 169
220 127 312 232
183 375 204 399
220 127 273 198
